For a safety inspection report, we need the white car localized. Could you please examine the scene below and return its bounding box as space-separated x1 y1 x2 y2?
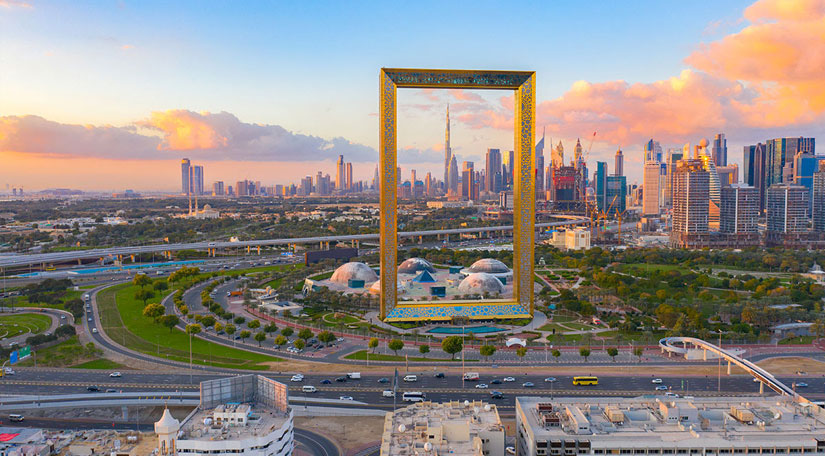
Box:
291 375 304 382
655 385 668 391
109 372 122 378
475 383 489 389
339 395 354 401
92 328 98 333
651 378 663 384
503 377 516 382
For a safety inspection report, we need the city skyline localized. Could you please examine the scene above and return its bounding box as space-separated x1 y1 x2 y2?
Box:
1 0 824 191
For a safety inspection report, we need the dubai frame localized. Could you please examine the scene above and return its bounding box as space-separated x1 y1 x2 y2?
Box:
378 68 536 321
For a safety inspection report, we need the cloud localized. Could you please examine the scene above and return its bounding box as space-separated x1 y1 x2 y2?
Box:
1 110 379 162
449 89 484 103
121 44 134 50
398 145 444 163
0 0 32 8
743 0 825 21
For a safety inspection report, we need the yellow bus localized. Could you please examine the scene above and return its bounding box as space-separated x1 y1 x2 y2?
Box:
573 376 598 386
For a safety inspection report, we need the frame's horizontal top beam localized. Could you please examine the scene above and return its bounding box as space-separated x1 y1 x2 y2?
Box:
382 68 534 90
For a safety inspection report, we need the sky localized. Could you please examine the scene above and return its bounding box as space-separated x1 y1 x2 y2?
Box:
1 0 824 191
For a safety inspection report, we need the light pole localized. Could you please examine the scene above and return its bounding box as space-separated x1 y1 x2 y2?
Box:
189 331 193 384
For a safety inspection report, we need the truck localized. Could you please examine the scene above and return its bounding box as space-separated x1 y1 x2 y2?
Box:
463 372 480 381
229 291 243 297
346 372 361 380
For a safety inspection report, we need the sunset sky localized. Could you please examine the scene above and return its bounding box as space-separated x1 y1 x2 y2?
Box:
1 0 824 191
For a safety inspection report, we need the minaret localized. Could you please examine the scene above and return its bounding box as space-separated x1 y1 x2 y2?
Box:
444 104 451 191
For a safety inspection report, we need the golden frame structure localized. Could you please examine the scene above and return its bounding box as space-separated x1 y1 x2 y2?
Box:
379 68 536 320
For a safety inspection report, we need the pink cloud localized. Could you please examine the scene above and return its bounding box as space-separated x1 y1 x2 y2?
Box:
744 0 825 22
449 89 484 103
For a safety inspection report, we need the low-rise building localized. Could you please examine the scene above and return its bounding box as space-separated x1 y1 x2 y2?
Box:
155 375 293 456
516 396 825 455
380 400 505 456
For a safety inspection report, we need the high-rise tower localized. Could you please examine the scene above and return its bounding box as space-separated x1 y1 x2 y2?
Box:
336 155 345 191
614 148 623 177
444 105 452 191
181 158 191 195
712 133 727 167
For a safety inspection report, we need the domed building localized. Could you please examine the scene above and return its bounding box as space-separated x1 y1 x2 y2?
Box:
330 262 378 285
398 257 436 275
457 272 505 295
460 258 512 281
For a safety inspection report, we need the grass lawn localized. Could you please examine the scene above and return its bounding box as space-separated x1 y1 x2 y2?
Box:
563 322 596 331
71 358 127 370
262 278 283 289
344 350 476 362
618 263 692 274
322 312 359 325
537 323 570 333
0 313 52 339
308 271 334 281
17 336 101 367
779 336 815 345
549 314 576 323
97 283 280 370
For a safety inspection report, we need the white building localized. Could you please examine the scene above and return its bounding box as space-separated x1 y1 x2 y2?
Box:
155 375 293 456
381 400 505 456
516 396 825 455
545 228 590 251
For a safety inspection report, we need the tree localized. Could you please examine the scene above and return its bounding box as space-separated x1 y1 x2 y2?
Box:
480 344 496 361
368 337 379 353
418 345 430 357
254 331 267 346
811 319 825 339
298 328 313 341
633 346 644 362
142 303 165 322
161 314 180 332
239 330 251 342
318 331 335 344
281 327 294 337
179 304 189 316
186 323 202 336
551 349 561 362
234 316 246 325
247 319 261 330
200 315 216 328
516 347 528 360
214 322 224 333
264 323 278 334
135 289 155 306
294 339 306 351
225 324 237 337
579 347 591 362
606 347 619 362
441 336 463 360
273 335 287 349
388 339 404 356
133 274 151 289
153 281 169 292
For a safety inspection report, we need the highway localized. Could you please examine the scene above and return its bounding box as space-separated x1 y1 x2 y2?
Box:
0 218 590 268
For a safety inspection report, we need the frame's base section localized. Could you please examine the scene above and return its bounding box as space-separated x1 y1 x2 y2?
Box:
383 302 531 322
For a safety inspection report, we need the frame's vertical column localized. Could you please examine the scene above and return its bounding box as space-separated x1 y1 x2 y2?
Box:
379 70 398 320
513 74 536 315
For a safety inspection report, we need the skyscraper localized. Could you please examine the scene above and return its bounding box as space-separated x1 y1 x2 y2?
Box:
444 105 451 190
767 184 809 234
720 185 758 234
643 161 661 216
535 128 545 196
672 159 709 234
193 165 204 195
336 155 345 191
744 143 767 213
595 161 608 211
212 181 225 196
614 148 623 177
448 155 459 195
346 162 353 190
606 175 627 215
813 162 825 232
666 148 684 207
461 161 475 201
485 148 502 194
181 158 191 195
712 133 727 167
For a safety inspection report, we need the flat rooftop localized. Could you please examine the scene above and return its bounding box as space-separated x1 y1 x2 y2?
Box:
180 403 290 442
517 396 825 449
382 400 502 456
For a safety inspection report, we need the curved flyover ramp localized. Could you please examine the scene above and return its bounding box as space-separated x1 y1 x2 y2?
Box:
659 337 799 399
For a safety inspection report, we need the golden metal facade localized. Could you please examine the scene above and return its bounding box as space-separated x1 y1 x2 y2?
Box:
379 68 536 320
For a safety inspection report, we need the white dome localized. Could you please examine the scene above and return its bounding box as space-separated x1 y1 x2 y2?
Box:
458 272 504 295
465 258 510 274
330 262 378 285
699 138 709 148
398 257 435 274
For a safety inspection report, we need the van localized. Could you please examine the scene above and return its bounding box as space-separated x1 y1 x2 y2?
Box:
9 414 24 422
347 372 361 380
302 385 317 393
382 390 395 397
403 375 417 382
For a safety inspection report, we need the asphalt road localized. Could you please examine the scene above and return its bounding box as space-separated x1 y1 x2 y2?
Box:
3 368 822 408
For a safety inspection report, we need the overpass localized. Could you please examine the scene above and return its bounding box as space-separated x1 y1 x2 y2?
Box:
0 217 590 268
659 337 801 399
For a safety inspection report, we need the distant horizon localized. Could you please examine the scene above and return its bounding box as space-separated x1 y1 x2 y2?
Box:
2 0 823 190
